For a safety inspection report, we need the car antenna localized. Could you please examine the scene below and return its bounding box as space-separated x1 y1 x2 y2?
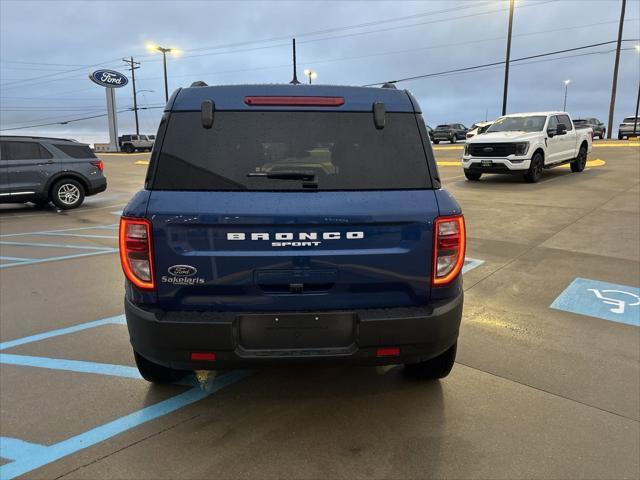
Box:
289 38 301 85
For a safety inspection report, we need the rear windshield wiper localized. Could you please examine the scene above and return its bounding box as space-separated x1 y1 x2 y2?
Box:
247 170 316 181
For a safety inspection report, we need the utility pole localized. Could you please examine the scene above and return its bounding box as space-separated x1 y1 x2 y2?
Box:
634 80 639 137
501 0 515 116
607 0 626 139
123 57 140 135
289 38 301 85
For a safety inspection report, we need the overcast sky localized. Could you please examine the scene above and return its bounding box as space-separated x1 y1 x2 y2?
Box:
1 0 639 143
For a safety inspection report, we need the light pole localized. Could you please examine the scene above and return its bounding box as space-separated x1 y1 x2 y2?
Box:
634 45 640 137
501 0 515 116
563 80 571 111
607 0 626 139
147 43 179 102
303 69 317 84
123 57 140 134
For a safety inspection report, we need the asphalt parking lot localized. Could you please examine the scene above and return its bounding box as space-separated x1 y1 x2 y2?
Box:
0 141 638 479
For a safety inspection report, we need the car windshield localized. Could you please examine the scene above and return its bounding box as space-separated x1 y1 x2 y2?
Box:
623 117 638 123
435 125 451 129
487 116 546 133
573 120 587 125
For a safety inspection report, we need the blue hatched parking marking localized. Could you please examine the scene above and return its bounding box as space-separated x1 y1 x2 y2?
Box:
463 257 484 274
0 315 251 479
551 278 640 327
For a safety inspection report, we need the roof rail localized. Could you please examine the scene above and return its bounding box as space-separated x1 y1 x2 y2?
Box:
381 82 397 89
0 135 76 142
190 81 208 87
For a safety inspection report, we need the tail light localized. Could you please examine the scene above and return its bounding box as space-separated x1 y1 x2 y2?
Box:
91 160 104 172
119 217 154 290
432 215 466 287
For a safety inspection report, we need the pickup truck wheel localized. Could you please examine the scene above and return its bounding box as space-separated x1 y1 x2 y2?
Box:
404 343 456 380
123 143 135 153
464 170 481 181
433 140 440 144
618 134 623 140
51 179 85 209
450 135 456 144
524 152 544 183
134 351 189 384
570 145 588 172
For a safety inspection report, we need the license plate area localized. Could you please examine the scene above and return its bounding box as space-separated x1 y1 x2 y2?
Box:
481 160 493 168
238 313 356 350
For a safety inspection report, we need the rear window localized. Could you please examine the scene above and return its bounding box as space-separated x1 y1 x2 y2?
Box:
54 144 96 158
435 124 451 129
152 111 431 191
623 117 638 123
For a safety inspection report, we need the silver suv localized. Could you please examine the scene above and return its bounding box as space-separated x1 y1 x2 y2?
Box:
0 136 107 209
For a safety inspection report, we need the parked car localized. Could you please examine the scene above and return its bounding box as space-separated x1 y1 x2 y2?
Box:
120 83 465 383
466 121 493 139
573 118 605 139
0 135 107 209
432 124 468 144
618 116 639 139
462 112 593 183
118 134 154 153
426 125 435 141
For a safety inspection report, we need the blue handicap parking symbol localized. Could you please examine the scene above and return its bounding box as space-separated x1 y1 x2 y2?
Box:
551 278 640 327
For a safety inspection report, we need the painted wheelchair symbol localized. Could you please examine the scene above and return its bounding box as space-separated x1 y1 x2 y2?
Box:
587 289 640 314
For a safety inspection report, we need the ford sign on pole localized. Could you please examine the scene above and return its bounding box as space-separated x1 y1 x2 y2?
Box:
89 69 128 152
89 69 128 88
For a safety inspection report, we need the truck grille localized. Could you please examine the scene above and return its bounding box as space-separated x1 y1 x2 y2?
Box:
468 143 517 157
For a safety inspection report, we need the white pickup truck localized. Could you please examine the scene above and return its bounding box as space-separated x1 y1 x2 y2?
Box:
462 112 592 183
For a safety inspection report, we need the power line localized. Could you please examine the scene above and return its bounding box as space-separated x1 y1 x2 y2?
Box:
362 39 640 86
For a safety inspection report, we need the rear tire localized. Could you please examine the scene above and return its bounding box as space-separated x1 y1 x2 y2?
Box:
618 134 623 140
450 135 456 144
404 343 457 380
123 143 135 153
134 351 189 384
570 145 588 172
524 152 544 183
464 171 482 181
433 140 440 144
51 178 85 209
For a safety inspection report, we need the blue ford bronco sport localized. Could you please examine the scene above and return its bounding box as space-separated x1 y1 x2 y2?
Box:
120 83 465 383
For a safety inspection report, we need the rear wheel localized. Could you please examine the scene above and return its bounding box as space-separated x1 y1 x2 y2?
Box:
618 134 623 140
450 134 456 144
123 143 135 153
134 351 190 384
524 152 544 183
464 170 482 181
404 343 457 380
433 140 440 144
51 179 84 209
600 129 606 139
570 145 588 172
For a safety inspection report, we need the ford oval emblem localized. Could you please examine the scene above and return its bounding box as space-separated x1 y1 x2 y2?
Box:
482 146 494 153
89 69 128 88
168 265 198 277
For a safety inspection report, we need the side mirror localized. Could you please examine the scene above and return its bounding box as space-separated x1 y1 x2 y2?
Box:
547 128 556 138
201 100 214 129
557 124 567 135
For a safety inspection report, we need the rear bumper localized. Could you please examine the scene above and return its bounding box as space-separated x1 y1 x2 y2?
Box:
124 292 463 370
87 177 107 196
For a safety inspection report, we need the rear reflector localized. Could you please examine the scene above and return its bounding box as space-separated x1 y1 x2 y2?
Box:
432 215 466 287
376 347 400 357
119 217 154 290
191 352 216 361
244 96 345 107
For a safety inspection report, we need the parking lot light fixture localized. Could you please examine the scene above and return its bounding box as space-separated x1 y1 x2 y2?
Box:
147 43 178 102
304 69 317 84
563 79 571 112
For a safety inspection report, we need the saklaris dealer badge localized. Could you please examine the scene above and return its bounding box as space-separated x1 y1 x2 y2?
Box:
162 265 205 285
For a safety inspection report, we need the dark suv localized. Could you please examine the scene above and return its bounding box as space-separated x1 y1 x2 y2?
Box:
433 124 468 144
0 136 107 209
573 118 606 139
120 83 465 384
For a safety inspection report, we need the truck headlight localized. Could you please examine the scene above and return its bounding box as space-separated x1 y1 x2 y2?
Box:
464 144 469 156
514 142 529 156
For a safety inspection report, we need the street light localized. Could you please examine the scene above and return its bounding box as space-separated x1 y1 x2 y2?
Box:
634 45 640 137
501 0 515 115
303 69 317 84
563 79 571 111
146 43 180 102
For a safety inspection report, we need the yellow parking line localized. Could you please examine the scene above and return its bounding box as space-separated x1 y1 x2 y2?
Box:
433 146 464 151
135 160 150 165
593 142 639 148
435 159 606 168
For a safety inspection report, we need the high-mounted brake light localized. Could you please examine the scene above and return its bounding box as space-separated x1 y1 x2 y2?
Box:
432 215 466 287
244 96 345 106
119 217 155 290
91 160 104 172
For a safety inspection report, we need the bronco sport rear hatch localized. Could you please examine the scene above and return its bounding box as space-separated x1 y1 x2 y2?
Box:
144 85 441 312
